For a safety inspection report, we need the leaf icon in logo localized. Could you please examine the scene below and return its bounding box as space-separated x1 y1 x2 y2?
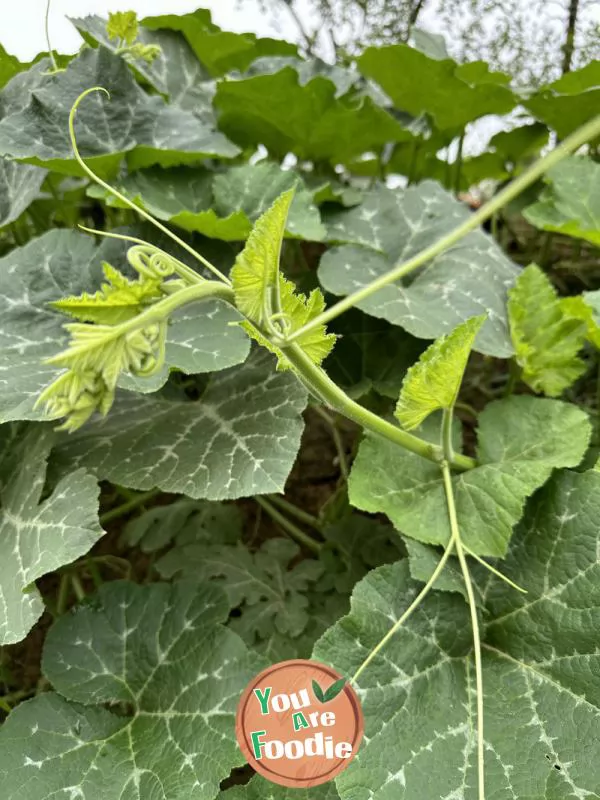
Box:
312 677 346 703
312 679 326 703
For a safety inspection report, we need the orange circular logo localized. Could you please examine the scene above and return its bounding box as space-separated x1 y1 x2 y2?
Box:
236 659 364 788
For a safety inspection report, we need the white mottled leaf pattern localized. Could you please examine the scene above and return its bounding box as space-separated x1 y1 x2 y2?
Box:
0 159 46 228
0 580 264 799
0 423 103 644
50 352 308 500
0 47 238 172
315 469 600 799
319 181 519 356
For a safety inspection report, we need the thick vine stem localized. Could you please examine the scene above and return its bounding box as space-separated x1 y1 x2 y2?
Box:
73 282 235 352
284 113 600 343
280 340 476 471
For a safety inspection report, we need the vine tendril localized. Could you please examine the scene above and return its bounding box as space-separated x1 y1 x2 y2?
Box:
69 88 231 286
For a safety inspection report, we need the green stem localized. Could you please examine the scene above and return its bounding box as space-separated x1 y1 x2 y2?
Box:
45 0 59 73
351 531 457 684
441 401 455 464
69 89 230 285
463 545 527 594
284 114 600 343
454 132 465 194
311 404 350 480
86 560 103 589
538 231 553 267
10 222 25 247
100 488 161 526
71 574 86 602
441 425 485 800
255 497 322 554
266 495 322 530
282 342 475 472
491 212 499 242
504 359 520 397
56 574 70 616
0 688 34 712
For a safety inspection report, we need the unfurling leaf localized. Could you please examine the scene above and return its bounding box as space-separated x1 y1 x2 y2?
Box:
508 264 589 396
241 278 336 370
128 42 162 64
232 188 295 325
52 262 164 325
232 188 336 368
395 315 485 429
106 10 138 45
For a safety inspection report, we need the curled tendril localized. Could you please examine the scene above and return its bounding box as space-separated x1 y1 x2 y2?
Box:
77 226 204 287
127 245 179 281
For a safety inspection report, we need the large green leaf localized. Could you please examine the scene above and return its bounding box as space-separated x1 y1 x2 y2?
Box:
50 352 308 500
122 498 243 553
0 44 26 91
348 396 591 556
0 230 250 422
0 47 238 175
158 538 324 645
142 9 296 75
71 15 216 117
214 67 414 163
0 580 264 799
358 44 516 132
0 423 103 644
318 514 404 595
124 500 320 649
315 468 600 799
404 538 467 600
524 62 600 140
213 162 326 241
489 122 549 166
247 55 359 98
89 162 325 242
0 159 46 228
508 264 589 396
523 156 600 247
395 315 485 429
319 182 519 357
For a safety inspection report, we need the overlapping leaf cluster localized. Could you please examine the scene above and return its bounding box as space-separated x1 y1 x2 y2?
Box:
0 7 599 800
